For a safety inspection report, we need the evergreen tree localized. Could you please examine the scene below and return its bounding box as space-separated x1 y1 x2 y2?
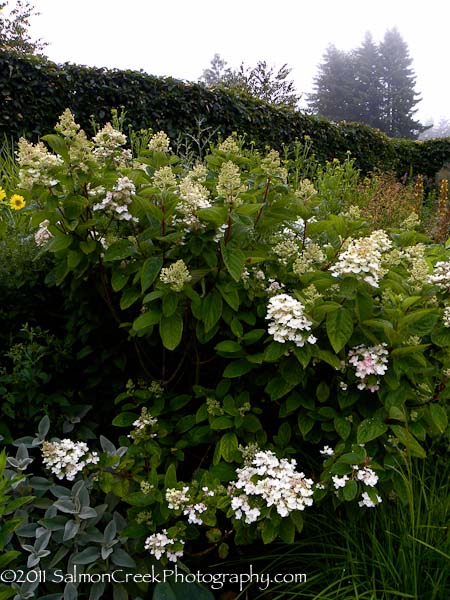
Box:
378 28 423 138
0 0 46 55
352 32 384 129
307 45 358 122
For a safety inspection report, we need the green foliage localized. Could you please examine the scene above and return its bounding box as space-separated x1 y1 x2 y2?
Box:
1 51 450 178
1 113 449 597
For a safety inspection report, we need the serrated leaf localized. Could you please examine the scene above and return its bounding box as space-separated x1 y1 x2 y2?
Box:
342 479 358 501
223 359 254 378
103 239 137 262
390 425 426 458
429 404 448 434
202 290 223 332
221 243 246 282
326 306 354 353
48 234 73 252
278 518 295 544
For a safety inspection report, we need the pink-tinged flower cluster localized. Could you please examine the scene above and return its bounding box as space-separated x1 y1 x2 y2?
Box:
348 343 389 392
330 230 392 287
266 294 316 347
230 450 314 522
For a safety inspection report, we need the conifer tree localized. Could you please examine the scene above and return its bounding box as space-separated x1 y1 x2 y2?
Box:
378 28 423 138
352 33 384 130
307 45 358 122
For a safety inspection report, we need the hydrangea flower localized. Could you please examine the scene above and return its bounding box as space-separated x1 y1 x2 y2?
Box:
330 230 392 287
144 530 184 562
266 294 316 347
159 259 192 292
348 343 389 392
230 450 314 521
41 439 99 481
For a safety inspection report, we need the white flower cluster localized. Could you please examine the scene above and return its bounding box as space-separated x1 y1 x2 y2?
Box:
54 109 93 173
260 149 287 181
330 230 392 287
355 466 379 487
231 450 314 522
92 123 131 166
293 243 325 275
358 491 382 508
174 177 211 231
148 131 171 153
153 166 177 191
348 343 389 392
428 260 450 290
218 135 241 155
144 530 184 562
216 161 247 208
294 178 317 201
41 439 99 481
166 486 190 510
159 259 192 292
34 219 53 247
266 294 316 347
443 306 450 328
17 138 62 190
320 445 334 456
128 407 158 441
93 176 137 222
165 485 213 526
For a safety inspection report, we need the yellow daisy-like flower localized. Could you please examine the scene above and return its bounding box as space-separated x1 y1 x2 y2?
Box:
0 187 6 202
9 194 26 210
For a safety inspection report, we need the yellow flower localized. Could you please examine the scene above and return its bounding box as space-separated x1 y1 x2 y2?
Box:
9 194 26 210
0 187 6 202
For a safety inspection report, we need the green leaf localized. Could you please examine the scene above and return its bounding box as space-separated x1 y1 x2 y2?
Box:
162 292 179 317
80 238 97 254
111 269 129 292
42 134 70 161
217 282 240 310
390 425 426 458
429 404 448 434
202 290 223 332
223 359 254 378
326 306 354 353
133 309 161 331
262 519 278 544
278 518 295 544
316 382 330 403
357 417 388 444
264 342 287 362
398 309 439 336
103 239 137 262
120 287 140 309
153 583 177 600
221 242 246 282
160 314 183 350
141 256 163 292
220 432 239 462
48 234 73 252
342 479 358 501
290 511 304 534
334 416 351 440
215 340 242 354
112 412 138 427
210 416 233 430
124 492 154 507
164 463 177 488
197 206 228 225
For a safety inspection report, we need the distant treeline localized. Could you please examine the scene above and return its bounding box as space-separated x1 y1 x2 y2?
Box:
2 51 450 178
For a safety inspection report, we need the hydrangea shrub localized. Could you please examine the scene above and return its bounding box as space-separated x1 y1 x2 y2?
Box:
1 110 449 596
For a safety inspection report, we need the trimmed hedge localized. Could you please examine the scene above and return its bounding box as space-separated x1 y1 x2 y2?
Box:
2 50 450 177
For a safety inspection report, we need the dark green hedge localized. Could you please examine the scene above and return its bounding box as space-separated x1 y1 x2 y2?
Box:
2 50 450 177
